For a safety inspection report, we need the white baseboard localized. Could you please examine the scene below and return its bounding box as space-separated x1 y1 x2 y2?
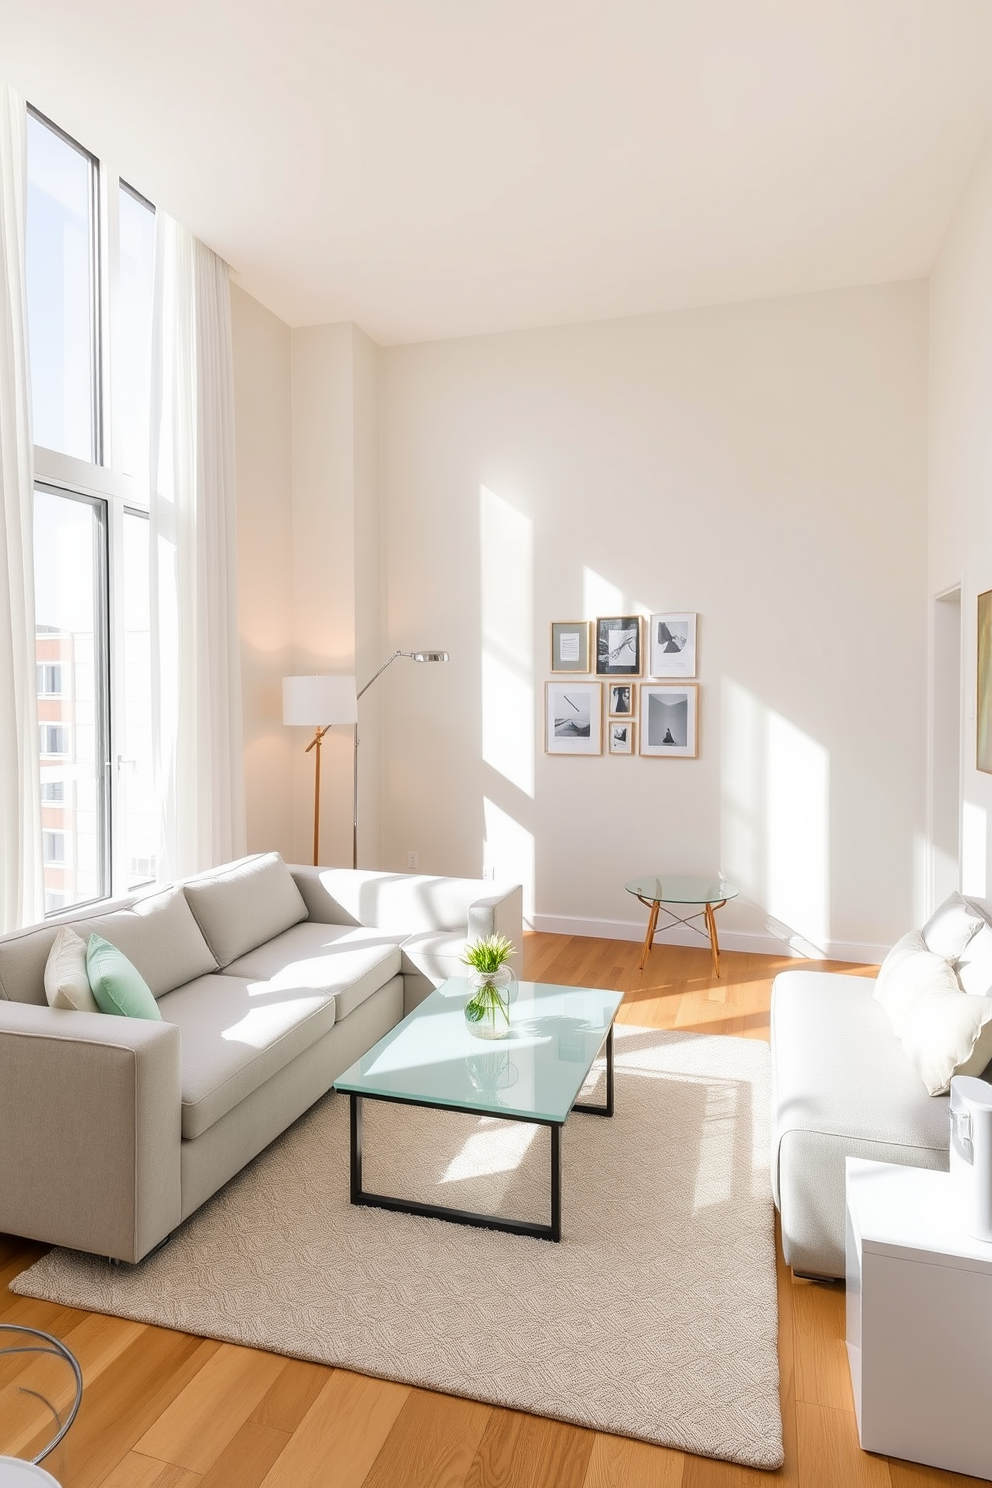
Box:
528 914 885 966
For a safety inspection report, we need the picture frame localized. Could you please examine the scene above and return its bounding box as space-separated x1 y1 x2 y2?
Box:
608 720 635 755
649 612 697 678
595 615 642 676
608 682 636 717
639 683 698 758
979 591 992 773
545 681 603 755
551 620 592 673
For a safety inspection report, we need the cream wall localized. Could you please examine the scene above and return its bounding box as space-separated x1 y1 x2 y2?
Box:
930 128 992 914
230 284 295 861
379 283 928 958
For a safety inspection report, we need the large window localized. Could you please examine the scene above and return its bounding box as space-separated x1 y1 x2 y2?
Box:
25 111 98 464
27 108 157 912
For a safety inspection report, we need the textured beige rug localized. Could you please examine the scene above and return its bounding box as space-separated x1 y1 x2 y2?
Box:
12 1025 782 1469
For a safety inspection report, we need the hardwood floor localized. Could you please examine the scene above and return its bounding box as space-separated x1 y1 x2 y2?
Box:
1 934 984 1487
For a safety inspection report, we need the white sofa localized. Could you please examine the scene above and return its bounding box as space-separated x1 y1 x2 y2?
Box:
0 853 522 1263
770 968 952 1278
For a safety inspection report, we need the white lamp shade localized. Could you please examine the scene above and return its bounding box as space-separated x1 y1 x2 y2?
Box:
282 675 358 727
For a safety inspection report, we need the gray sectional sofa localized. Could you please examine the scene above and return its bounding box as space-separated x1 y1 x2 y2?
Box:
0 852 522 1263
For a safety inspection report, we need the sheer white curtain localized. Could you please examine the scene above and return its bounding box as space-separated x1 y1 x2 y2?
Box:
149 214 246 881
0 86 43 931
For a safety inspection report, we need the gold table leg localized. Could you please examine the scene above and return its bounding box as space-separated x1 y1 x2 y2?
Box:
704 899 727 977
639 899 661 970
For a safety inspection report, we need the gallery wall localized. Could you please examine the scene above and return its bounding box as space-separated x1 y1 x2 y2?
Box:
378 283 929 958
930 127 992 918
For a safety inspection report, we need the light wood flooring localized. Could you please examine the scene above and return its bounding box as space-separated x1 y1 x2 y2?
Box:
1 934 985 1487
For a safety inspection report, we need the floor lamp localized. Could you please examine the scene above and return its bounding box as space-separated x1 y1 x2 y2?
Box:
282 675 359 866
354 650 448 869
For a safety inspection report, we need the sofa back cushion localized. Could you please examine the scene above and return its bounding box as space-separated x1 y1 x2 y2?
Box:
183 853 309 967
83 884 218 998
0 892 139 1005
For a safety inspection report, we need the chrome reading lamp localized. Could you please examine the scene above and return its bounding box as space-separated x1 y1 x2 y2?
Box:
283 651 448 869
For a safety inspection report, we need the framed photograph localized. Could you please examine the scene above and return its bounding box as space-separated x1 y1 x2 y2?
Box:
545 681 603 755
608 682 635 717
649 612 697 678
639 684 698 758
979 591 992 773
551 621 591 673
595 616 642 676
608 721 635 755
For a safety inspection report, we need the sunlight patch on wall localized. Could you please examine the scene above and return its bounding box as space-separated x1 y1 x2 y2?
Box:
582 566 624 619
962 800 987 898
480 486 533 796
484 797 535 925
722 678 830 953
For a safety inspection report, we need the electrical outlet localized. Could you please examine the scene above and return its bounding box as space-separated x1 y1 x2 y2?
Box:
483 864 496 880
407 850 419 870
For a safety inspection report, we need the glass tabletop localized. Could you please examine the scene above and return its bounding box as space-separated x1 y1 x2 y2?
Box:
624 875 738 905
334 978 623 1125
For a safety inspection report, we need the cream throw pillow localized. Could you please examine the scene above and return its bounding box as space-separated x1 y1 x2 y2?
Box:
922 891 985 961
900 988 992 1096
955 921 992 997
44 925 100 1013
873 930 958 1038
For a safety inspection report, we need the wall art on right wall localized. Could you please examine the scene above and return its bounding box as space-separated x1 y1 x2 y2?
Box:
639 683 698 758
649 612 697 678
978 590 992 773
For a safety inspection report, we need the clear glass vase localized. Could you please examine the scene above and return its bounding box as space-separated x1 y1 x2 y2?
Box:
464 964 513 1040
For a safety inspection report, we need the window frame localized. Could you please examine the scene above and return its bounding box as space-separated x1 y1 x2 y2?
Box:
27 105 156 915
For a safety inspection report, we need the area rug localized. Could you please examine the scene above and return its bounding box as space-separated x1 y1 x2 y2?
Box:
11 1025 783 1469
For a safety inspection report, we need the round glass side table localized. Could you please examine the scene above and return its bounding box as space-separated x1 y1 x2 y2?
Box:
0 1325 82 1486
624 875 739 976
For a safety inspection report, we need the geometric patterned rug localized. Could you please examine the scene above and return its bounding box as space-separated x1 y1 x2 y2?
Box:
12 1025 783 1469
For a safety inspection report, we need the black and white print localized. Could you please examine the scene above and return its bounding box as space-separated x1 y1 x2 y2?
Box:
649 612 697 678
639 684 698 758
609 722 634 755
596 616 642 676
609 683 634 716
546 681 603 755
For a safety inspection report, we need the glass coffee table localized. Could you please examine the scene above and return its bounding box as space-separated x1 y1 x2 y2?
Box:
333 978 622 1243
625 874 739 976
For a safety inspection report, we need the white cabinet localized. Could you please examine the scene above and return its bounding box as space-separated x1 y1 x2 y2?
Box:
846 1158 992 1479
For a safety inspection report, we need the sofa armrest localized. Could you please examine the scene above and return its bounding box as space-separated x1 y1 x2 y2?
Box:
467 887 524 979
289 864 523 957
0 1002 182 1262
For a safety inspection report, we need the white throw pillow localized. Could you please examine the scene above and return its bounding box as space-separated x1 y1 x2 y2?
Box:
955 921 992 997
873 930 959 1038
44 925 101 1013
922 892 985 961
900 988 992 1096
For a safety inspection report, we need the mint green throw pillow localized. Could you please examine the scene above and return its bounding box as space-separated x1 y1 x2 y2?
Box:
86 933 163 1020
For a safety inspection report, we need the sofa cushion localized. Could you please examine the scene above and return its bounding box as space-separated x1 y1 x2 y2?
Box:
872 929 959 1037
900 988 992 1095
400 929 475 987
922 892 986 961
183 854 308 967
81 885 218 998
157 973 337 1139
222 922 404 1021
44 926 100 1013
956 921 992 996
86 934 163 1020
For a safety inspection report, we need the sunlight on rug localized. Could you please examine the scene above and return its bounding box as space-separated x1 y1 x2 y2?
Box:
11 1025 783 1469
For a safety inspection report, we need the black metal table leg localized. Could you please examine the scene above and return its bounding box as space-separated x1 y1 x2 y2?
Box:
350 1093 362 1203
573 1023 615 1117
550 1123 562 1241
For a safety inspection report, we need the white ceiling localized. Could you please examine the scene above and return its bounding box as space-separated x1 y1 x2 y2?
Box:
3 0 992 345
